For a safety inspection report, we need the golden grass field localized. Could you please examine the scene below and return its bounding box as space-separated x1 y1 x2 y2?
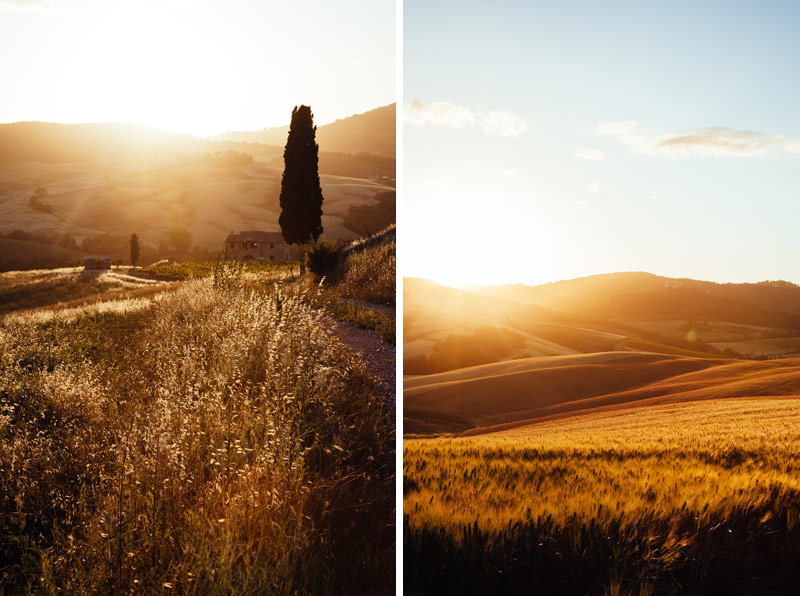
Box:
1 248 395 594
0 266 175 318
405 397 800 594
406 398 800 529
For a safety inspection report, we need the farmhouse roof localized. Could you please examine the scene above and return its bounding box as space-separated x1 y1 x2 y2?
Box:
225 231 286 243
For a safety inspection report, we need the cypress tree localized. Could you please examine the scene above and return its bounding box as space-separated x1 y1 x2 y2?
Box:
130 233 140 268
278 105 324 245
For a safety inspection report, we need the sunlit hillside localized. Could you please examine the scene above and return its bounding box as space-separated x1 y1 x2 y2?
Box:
406 351 800 434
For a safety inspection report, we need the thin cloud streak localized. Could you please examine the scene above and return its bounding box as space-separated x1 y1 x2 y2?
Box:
0 0 57 12
574 147 606 160
405 99 528 138
657 127 783 157
783 142 800 154
597 121 798 158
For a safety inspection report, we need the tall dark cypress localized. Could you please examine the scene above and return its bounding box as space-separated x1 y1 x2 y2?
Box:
278 105 324 245
130 233 140 268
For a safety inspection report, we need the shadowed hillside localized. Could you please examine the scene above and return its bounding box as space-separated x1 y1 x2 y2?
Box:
471 272 800 332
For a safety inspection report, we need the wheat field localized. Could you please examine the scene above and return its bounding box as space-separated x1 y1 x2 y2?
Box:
405 398 800 594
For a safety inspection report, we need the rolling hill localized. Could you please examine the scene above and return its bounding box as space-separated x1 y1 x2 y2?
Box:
404 274 800 434
405 350 800 434
0 105 396 162
405 274 800 374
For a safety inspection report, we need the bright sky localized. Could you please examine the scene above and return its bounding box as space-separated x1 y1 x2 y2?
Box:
404 0 800 287
0 0 394 136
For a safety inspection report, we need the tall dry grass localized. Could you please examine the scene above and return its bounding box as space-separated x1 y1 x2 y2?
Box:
1 265 393 594
335 225 395 306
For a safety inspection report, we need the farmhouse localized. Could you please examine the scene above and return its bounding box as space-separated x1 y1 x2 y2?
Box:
224 231 293 262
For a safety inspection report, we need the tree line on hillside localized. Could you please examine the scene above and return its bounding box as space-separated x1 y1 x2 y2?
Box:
0 228 201 272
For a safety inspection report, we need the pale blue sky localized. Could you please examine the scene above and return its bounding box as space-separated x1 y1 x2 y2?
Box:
405 0 800 286
0 0 395 135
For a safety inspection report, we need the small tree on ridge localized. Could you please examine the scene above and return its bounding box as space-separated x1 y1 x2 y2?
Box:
130 233 140 268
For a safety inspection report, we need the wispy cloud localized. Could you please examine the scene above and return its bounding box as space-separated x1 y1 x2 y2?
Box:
784 142 800 155
574 147 606 161
405 99 528 138
657 127 784 157
586 181 600 193
597 121 797 158
0 0 57 12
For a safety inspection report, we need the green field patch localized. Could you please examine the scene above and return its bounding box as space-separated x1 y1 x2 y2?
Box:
623 338 726 359
748 337 800 350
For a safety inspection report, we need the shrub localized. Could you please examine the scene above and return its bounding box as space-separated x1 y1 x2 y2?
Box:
305 240 341 279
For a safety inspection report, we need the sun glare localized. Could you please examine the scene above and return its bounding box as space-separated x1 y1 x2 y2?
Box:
407 186 562 287
49 2 278 136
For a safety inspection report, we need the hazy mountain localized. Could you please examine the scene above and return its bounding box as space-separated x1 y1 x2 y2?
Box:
0 122 205 162
0 104 396 163
470 272 800 330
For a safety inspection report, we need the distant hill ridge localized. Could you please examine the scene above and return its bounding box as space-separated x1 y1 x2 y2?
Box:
0 104 395 162
210 104 395 158
470 271 800 330
0 122 202 162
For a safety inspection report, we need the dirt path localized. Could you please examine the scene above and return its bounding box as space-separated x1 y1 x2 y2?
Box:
328 302 396 422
